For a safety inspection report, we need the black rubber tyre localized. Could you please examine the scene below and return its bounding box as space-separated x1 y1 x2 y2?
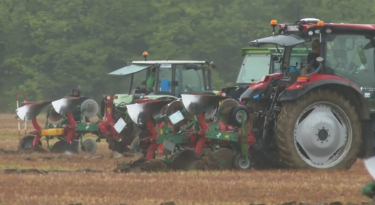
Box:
275 89 362 170
228 105 249 127
50 140 68 153
18 135 42 152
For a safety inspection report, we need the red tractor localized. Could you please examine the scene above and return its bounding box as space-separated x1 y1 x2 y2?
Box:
240 18 375 170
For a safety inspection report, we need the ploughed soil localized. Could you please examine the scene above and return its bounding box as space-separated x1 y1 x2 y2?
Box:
0 114 374 205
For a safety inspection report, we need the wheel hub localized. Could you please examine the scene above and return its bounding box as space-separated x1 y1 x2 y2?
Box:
238 156 251 168
294 102 350 168
235 110 247 122
317 128 328 141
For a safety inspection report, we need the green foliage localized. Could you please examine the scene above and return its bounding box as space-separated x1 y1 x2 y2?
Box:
0 0 373 111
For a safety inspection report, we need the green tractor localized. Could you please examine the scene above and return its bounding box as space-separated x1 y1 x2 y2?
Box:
222 47 309 100
104 53 222 154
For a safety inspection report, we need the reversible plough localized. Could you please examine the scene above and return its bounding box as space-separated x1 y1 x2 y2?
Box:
124 93 255 170
15 95 132 154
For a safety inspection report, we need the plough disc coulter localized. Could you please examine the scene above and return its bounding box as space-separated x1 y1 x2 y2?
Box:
15 95 131 154
124 93 256 171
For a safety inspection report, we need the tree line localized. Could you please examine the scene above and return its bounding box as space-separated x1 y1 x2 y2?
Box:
0 0 372 112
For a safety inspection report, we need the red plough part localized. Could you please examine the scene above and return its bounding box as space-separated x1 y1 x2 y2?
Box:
15 95 126 154
123 95 256 171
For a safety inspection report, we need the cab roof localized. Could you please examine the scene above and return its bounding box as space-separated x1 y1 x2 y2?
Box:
241 47 308 56
249 18 375 48
131 60 210 64
109 60 213 76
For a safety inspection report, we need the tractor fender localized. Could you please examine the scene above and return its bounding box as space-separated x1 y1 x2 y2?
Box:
240 77 280 102
278 79 370 120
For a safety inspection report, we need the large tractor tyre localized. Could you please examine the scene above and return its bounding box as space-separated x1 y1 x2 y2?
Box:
275 89 362 170
18 135 42 152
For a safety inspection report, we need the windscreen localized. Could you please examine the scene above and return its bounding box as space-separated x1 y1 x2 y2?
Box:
175 65 205 96
325 34 375 110
236 54 270 84
325 34 375 87
273 55 308 73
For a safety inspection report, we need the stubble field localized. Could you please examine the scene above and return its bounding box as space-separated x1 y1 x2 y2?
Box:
0 114 374 205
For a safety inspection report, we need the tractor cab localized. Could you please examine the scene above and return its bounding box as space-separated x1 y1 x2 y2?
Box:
244 18 375 111
108 52 216 107
238 18 375 170
238 47 309 84
222 47 308 100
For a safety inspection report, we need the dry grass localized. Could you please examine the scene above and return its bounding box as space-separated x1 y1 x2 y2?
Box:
0 114 373 205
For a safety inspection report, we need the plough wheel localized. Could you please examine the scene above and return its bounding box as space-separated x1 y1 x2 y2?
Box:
18 135 42 152
215 148 234 170
233 153 252 170
81 138 97 154
50 140 68 153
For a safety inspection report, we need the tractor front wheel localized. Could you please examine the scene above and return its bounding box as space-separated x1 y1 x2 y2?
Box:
275 89 361 170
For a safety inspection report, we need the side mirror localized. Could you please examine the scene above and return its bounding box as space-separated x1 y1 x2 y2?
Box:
310 57 324 74
316 57 324 63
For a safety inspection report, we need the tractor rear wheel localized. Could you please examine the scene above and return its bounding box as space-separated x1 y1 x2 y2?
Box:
18 135 42 152
275 89 361 170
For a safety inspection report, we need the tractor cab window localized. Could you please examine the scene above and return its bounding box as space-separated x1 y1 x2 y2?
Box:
157 64 173 94
325 34 375 88
132 68 149 94
175 64 205 96
237 54 270 84
273 46 309 73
